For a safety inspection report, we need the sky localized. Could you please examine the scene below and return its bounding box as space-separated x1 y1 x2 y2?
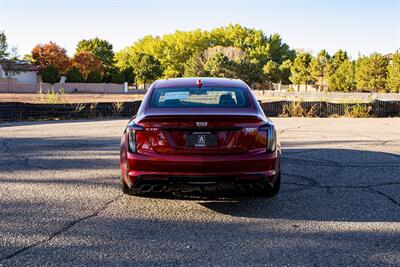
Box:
0 0 399 59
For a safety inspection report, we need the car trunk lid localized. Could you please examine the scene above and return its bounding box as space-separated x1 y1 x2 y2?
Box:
136 110 266 154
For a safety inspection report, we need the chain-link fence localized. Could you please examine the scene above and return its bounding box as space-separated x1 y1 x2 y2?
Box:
1 100 399 121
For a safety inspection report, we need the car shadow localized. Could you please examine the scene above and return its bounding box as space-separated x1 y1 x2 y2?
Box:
196 147 400 222
140 146 400 223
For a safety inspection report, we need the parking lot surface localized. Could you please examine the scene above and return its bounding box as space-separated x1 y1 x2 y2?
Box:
0 118 399 266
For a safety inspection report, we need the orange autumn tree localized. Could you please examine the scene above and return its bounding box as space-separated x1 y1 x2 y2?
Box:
70 51 104 80
31 42 70 73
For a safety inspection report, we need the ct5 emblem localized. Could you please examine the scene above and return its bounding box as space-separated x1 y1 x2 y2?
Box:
196 122 207 127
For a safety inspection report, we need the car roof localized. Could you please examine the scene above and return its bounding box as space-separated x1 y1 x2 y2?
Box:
153 77 247 88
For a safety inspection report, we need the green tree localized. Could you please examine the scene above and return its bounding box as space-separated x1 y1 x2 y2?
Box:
114 24 295 81
66 67 84 83
86 71 103 83
263 60 280 82
76 38 115 78
210 24 295 72
122 67 135 84
234 57 263 85
265 33 296 64
290 52 313 85
161 29 210 77
114 36 164 80
310 50 330 91
0 31 9 58
114 48 133 71
210 24 267 50
355 53 389 92
203 53 262 85
263 59 292 84
204 53 235 78
327 50 348 76
110 69 125 84
41 65 61 84
278 60 292 84
184 52 206 77
386 52 400 93
134 54 163 85
328 59 355 91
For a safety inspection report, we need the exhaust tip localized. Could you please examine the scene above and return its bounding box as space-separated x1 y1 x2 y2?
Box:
152 184 165 192
140 184 153 193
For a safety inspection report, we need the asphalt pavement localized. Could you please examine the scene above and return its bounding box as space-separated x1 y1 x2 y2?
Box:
0 118 399 266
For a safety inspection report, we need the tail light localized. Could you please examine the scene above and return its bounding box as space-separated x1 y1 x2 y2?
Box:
127 121 144 153
259 124 276 152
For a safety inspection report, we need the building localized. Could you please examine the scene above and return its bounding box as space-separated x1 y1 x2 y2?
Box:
0 59 38 84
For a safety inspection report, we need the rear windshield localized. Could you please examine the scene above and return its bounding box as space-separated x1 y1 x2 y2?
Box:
150 87 250 108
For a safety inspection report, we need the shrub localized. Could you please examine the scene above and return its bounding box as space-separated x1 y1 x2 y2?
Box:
89 102 98 118
111 70 125 84
66 67 84 83
73 103 86 114
112 102 124 116
281 101 317 117
41 65 60 84
282 101 304 117
122 67 135 84
345 104 372 118
39 89 64 104
86 71 103 83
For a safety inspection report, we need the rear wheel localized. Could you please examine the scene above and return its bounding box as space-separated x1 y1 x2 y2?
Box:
263 173 281 197
121 178 148 196
121 178 132 195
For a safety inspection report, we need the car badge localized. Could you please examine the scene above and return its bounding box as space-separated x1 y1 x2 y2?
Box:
196 122 207 127
198 135 206 144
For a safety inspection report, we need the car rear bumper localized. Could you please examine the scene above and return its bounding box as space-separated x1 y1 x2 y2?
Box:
122 150 280 189
129 172 280 193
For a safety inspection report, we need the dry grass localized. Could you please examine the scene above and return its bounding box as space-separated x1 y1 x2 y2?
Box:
281 101 318 117
38 89 64 104
112 102 125 116
344 104 373 118
89 103 98 118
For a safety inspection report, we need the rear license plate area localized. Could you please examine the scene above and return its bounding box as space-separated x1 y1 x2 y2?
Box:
187 131 217 148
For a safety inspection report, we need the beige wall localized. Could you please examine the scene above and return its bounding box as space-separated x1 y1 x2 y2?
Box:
252 90 400 102
0 79 37 93
39 83 126 93
0 82 129 93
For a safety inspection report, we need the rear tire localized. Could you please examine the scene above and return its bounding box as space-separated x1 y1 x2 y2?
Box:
263 173 281 197
121 178 133 195
121 178 145 196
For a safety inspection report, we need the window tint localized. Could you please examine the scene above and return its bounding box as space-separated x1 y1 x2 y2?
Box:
150 87 250 108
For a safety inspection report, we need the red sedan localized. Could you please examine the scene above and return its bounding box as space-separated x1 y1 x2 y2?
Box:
120 77 281 196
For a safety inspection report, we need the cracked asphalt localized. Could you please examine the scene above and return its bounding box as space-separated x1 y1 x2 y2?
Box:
0 118 399 266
